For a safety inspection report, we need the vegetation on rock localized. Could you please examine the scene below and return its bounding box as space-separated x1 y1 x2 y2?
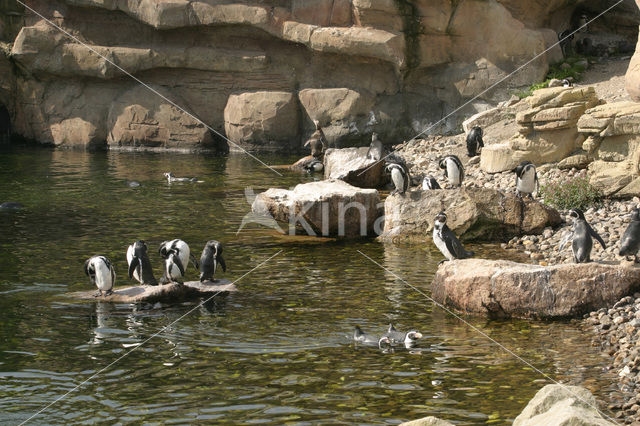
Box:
539 175 602 210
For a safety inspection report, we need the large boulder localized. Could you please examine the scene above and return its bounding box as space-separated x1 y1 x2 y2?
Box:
379 187 561 242
513 384 614 426
432 259 640 319
224 91 299 152
323 147 386 188
252 179 381 237
400 417 454 426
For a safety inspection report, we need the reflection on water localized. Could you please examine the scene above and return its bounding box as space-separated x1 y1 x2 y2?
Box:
0 146 615 424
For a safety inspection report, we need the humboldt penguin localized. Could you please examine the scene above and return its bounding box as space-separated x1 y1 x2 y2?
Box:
199 240 226 282
84 255 116 297
619 208 640 262
514 161 538 199
432 212 474 264
158 239 199 284
385 162 410 195
353 326 390 349
422 176 441 190
384 324 423 347
164 172 199 183
465 126 484 157
303 159 324 173
126 241 158 285
304 120 327 159
562 79 573 87
559 208 606 263
366 132 385 161
439 155 464 187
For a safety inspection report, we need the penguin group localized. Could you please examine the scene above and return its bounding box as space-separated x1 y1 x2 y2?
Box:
353 324 423 350
85 239 227 297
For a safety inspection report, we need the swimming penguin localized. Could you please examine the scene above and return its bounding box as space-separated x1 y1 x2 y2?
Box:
439 155 464 187
558 208 606 263
385 162 410 195
304 120 327 159
84 256 116 297
366 132 385 161
199 240 226 282
353 326 390 349
126 241 158 285
384 324 423 347
303 159 324 173
422 176 441 190
0 201 23 210
127 180 141 188
513 161 538 199
432 212 474 264
465 126 484 157
158 239 199 284
164 172 199 183
619 208 640 262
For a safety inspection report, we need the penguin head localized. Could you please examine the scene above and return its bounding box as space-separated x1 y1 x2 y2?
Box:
388 323 396 333
631 208 640 221
472 126 483 137
378 336 392 349
354 326 365 340
568 208 585 222
513 161 533 176
562 79 572 88
158 241 170 257
134 240 148 252
405 331 423 343
434 212 447 228
313 119 320 130
438 158 446 169
371 132 378 142
163 172 173 179
206 240 223 256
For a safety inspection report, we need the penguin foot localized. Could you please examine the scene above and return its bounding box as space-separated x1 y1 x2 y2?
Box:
93 290 102 297
105 289 113 297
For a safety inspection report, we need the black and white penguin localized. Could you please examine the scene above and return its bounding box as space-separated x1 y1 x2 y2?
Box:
353 326 390 348
366 132 385 161
384 324 423 347
158 239 199 284
513 161 538 199
385 162 410 195
164 172 199 183
439 155 464 187
432 212 474 264
304 120 327 159
559 208 606 263
422 176 441 190
558 29 574 57
0 201 23 210
562 79 573 88
465 126 484 157
126 241 158 285
303 159 324 173
199 240 226 282
619 208 640 262
84 255 116 297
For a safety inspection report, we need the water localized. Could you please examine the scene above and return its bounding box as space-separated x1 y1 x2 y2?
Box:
0 146 616 424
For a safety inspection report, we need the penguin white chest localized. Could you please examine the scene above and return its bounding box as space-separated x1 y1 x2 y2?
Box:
517 167 536 194
126 245 140 282
94 260 114 291
391 168 404 191
446 160 460 185
433 227 452 260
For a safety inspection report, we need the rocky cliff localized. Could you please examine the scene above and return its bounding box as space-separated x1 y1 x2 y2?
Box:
2 0 638 151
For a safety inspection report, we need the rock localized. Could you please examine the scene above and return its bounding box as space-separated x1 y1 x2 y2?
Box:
513 384 614 425
323 147 386 188
399 416 454 426
432 259 640 319
558 154 591 170
578 102 640 136
252 179 381 237
626 34 640 102
462 107 509 133
50 117 100 149
224 91 299 152
379 187 561 242
68 280 236 304
547 78 563 88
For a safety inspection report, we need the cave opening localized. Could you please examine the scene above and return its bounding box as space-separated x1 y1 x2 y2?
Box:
0 104 10 143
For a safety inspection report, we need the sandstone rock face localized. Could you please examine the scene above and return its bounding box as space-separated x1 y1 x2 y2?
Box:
9 0 565 150
224 91 299 151
252 179 381 237
379 187 561 242
323 147 386 188
481 87 600 173
513 384 614 426
432 259 640 319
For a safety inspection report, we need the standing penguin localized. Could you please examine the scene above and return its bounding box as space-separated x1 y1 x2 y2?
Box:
559 208 606 263
158 239 199 284
422 176 441 190
619 208 640 262
513 161 538 199
304 120 327 159
200 240 227 282
439 155 464 187
385 162 410 195
84 256 116 297
465 126 484 157
366 132 385 161
432 212 474 264
126 241 158 285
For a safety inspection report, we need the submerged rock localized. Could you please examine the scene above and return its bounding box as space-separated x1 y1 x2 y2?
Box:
513 384 614 425
323 147 386 188
432 259 640 319
379 187 560 242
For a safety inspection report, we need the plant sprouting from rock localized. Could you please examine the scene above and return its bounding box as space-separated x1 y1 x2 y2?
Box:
539 175 602 210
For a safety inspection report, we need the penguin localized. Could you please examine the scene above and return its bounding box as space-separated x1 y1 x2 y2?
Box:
304 120 327 159
127 180 141 188
385 162 410 195
558 208 606 263
432 212 474 264
0 201 23 210
558 29 574 57
158 239 199 284
126 241 158 285
384 324 423 347
465 126 484 157
513 161 538 199
199 240 227 282
422 176 441 190
303 159 324 173
562 79 573 88
619 208 640 262
439 155 464 187
84 255 116 297
353 326 390 349
164 172 199 183
366 132 385 161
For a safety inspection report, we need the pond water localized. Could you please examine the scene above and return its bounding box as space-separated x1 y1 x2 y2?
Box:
0 146 616 424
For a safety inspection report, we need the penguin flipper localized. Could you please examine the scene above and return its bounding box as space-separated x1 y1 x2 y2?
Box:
445 232 464 260
84 258 92 277
589 225 606 249
219 255 227 272
558 231 573 251
190 253 199 269
173 254 185 277
128 257 140 279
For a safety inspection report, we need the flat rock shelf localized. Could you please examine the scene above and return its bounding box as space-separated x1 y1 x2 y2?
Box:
68 279 236 303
